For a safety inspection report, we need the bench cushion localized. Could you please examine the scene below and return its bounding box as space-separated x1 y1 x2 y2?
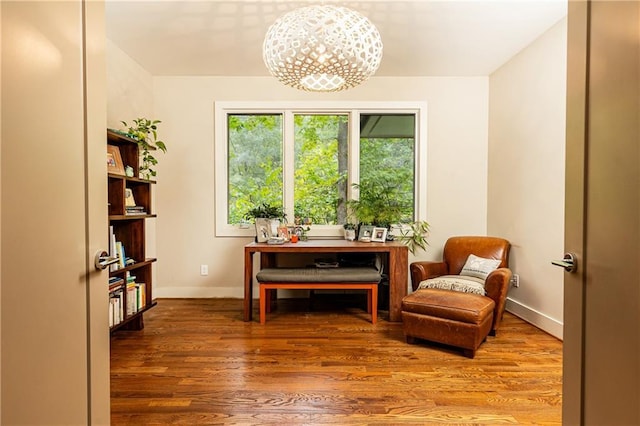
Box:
256 267 382 283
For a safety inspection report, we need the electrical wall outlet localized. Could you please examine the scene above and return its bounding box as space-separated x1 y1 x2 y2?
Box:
511 273 520 288
200 265 209 276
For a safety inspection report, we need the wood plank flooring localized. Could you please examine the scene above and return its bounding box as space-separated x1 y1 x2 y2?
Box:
110 297 562 425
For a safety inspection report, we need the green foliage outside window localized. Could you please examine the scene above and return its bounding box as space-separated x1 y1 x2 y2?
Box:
228 114 283 224
227 113 415 227
294 115 347 224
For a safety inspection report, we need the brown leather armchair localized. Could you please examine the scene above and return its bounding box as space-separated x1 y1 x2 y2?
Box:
402 236 512 357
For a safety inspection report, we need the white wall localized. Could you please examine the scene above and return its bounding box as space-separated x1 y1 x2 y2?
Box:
150 76 489 297
106 39 154 128
488 18 567 338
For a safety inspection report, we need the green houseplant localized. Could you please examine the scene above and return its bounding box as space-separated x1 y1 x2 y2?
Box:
243 202 286 222
395 220 430 255
348 181 429 253
121 118 168 180
343 222 357 241
347 181 406 228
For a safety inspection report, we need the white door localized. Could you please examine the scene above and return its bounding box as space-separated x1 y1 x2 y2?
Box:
563 0 640 423
1 1 110 424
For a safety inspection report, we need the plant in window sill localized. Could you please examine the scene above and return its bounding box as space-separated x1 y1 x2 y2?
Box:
243 203 287 222
300 226 310 241
348 180 406 229
343 223 357 241
121 118 168 180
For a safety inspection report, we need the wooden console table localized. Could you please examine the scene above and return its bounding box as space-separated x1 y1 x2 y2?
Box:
244 240 408 322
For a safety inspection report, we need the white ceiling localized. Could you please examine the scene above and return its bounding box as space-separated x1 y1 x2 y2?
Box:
106 0 567 77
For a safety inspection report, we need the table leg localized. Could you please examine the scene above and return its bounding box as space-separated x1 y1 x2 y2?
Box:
388 246 408 322
371 285 378 324
244 249 254 321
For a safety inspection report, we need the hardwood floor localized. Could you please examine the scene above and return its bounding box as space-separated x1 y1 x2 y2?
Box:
110 298 562 425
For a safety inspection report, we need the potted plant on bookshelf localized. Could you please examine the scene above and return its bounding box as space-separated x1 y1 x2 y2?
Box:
121 118 168 180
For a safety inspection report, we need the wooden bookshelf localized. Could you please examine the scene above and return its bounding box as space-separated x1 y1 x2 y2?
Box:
107 129 157 332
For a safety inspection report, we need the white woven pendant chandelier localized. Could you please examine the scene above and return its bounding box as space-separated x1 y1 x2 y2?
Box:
263 5 383 92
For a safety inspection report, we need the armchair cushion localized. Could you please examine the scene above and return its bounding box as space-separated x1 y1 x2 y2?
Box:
459 254 502 280
418 275 485 295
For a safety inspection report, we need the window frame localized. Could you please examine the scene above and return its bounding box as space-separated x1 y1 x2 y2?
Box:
214 101 428 237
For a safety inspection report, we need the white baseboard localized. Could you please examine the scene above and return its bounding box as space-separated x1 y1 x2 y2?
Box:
505 297 563 340
155 286 245 299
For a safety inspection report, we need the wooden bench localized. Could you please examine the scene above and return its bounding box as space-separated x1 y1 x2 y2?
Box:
256 267 382 324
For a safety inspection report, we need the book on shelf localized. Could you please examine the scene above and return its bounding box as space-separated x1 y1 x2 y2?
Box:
109 276 125 291
110 288 124 327
109 226 118 272
125 281 147 315
116 241 125 269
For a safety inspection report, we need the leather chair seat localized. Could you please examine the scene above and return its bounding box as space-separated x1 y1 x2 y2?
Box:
402 288 495 325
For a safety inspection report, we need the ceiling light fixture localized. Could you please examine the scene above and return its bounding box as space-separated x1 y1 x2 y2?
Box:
262 5 383 92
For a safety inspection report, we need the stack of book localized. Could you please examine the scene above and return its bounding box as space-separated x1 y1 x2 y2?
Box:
125 205 147 216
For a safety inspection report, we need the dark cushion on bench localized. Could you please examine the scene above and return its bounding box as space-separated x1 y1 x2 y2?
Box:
256 267 382 283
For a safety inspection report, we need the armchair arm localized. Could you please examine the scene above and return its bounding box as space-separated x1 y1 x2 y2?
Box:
409 261 448 291
484 267 513 333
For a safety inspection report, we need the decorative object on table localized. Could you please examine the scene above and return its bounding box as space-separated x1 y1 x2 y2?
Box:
107 145 125 176
267 236 286 245
343 223 357 241
254 218 270 243
120 118 168 180
358 225 374 242
277 225 290 241
262 5 383 92
299 226 310 241
244 202 287 243
371 227 388 243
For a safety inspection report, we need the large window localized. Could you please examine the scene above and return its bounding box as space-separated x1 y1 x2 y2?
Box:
215 102 427 237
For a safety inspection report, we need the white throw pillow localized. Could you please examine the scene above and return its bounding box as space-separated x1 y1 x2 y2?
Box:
418 275 486 295
460 254 501 280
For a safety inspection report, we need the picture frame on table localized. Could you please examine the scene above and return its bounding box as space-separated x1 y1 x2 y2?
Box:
254 218 270 243
358 225 375 241
107 145 125 176
371 227 388 243
277 225 290 241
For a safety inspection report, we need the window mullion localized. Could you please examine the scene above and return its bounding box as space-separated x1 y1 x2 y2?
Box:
350 110 360 201
283 110 295 221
